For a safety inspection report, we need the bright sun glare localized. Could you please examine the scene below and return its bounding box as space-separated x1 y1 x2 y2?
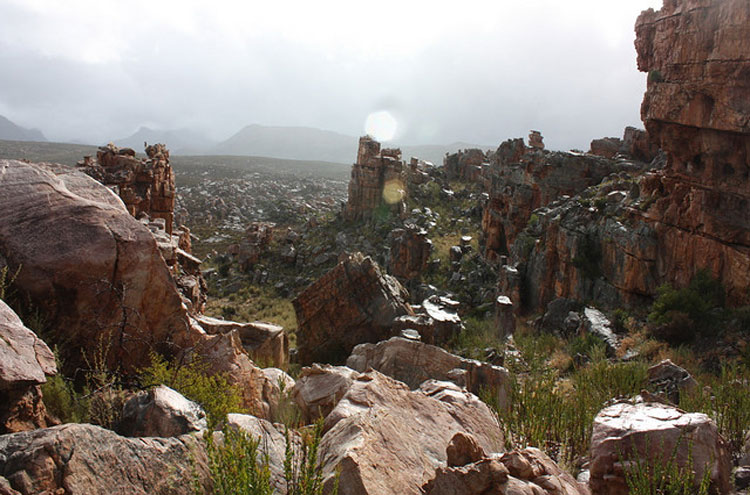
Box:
364 111 398 142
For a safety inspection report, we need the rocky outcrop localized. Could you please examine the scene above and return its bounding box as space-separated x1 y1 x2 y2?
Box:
194 314 289 369
292 364 359 424
480 138 640 262
443 148 487 181
388 226 432 282
423 442 589 495
293 253 413 365
590 128 659 162
344 136 407 221
319 371 504 495
346 337 509 409
589 137 622 159
0 300 57 434
589 399 731 495
238 222 275 271
528 130 544 150
79 143 176 235
0 160 191 373
0 423 210 494
117 385 207 437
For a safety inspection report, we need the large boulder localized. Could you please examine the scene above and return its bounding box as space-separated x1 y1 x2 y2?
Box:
589 399 731 495
292 364 360 424
319 371 504 495
117 385 207 437
0 423 209 494
388 226 432 283
0 160 191 373
347 337 509 409
0 299 57 433
293 252 413 365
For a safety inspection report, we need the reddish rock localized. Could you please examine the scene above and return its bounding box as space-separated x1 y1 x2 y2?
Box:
589 137 622 159
0 300 57 434
622 126 659 162
589 399 731 495
388 226 432 282
344 137 407 221
292 252 413 365
528 130 545 150
292 364 359 423
238 222 275 271
443 148 487 181
117 385 207 437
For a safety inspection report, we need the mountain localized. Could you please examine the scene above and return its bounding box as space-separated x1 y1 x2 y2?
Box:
0 115 46 142
114 126 216 155
213 124 492 165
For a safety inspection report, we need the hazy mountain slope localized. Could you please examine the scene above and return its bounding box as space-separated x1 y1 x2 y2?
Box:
0 115 47 142
114 126 216 154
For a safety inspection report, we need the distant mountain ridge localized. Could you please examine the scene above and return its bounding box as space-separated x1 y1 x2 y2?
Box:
114 126 217 154
0 115 46 142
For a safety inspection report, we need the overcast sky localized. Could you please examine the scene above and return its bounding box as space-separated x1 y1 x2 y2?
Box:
0 0 663 151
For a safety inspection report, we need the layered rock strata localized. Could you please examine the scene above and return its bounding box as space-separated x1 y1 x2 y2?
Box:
388 226 432 282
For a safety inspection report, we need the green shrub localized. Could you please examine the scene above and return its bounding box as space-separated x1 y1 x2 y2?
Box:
203 426 273 495
140 352 244 428
567 333 606 361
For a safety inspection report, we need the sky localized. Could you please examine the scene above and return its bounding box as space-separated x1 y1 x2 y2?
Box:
0 0 664 151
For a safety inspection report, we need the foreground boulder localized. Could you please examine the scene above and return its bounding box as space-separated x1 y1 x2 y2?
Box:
589 399 730 495
347 337 509 409
0 299 57 434
117 385 207 437
293 253 412 365
319 371 504 495
0 423 209 494
424 440 589 495
292 364 360 424
0 160 191 373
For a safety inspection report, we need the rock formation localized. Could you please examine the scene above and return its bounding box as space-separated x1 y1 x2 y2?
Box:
0 300 57 434
443 148 487 181
117 385 207 438
387 226 432 282
79 143 176 235
528 130 545 150
238 222 275 271
319 371 504 495
194 315 289 369
346 336 509 409
589 398 730 495
292 364 360 423
590 127 659 162
344 136 407 221
293 252 413 365
0 423 210 494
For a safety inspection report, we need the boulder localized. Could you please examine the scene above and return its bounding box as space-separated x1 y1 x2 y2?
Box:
0 423 209 494
423 444 590 495
590 137 622 159
347 337 509 409
292 364 359 424
420 295 463 345
293 252 412 365
388 227 432 282
0 299 56 433
0 160 191 373
647 359 698 404
260 367 295 421
319 371 504 495
117 385 207 437
589 399 731 495
581 308 619 355
195 314 289 368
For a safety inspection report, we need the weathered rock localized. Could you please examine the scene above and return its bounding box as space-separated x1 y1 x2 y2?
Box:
238 222 275 271
117 385 207 437
0 299 57 433
528 130 545 150
260 367 295 421
0 423 209 494
622 127 659 163
388 226 432 282
589 399 731 495
647 359 698 404
443 148 487 181
344 136 407 221
195 314 289 369
424 446 589 495
79 143 176 234
590 137 622 159
319 371 504 495
346 337 509 409
495 295 516 339
581 308 619 355
446 432 486 467
293 252 413 365
292 364 359 424
0 160 192 373
419 295 463 345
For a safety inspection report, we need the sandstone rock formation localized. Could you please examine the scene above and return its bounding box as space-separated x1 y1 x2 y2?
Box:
319 371 504 495
346 337 509 409
293 253 413 365
590 127 659 162
344 136 407 221
443 148 487 181
292 364 360 424
589 399 730 495
480 138 640 262
423 442 589 495
238 222 275 271
79 143 176 234
195 314 289 369
117 385 207 437
388 226 432 282
528 130 544 150
0 160 191 373
0 300 57 434
0 423 210 494
589 137 622 159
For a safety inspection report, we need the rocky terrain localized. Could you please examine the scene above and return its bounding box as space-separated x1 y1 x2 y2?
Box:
1 1 749 494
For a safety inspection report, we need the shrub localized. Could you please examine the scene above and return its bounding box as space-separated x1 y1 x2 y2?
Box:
203 425 273 495
140 352 244 428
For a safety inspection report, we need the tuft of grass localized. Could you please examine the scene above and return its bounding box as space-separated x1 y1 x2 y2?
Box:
450 317 501 361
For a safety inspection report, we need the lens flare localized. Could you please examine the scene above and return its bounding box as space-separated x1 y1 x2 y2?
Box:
382 179 405 204
365 111 398 142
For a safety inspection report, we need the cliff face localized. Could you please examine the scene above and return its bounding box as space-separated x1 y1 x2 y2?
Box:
502 0 750 312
